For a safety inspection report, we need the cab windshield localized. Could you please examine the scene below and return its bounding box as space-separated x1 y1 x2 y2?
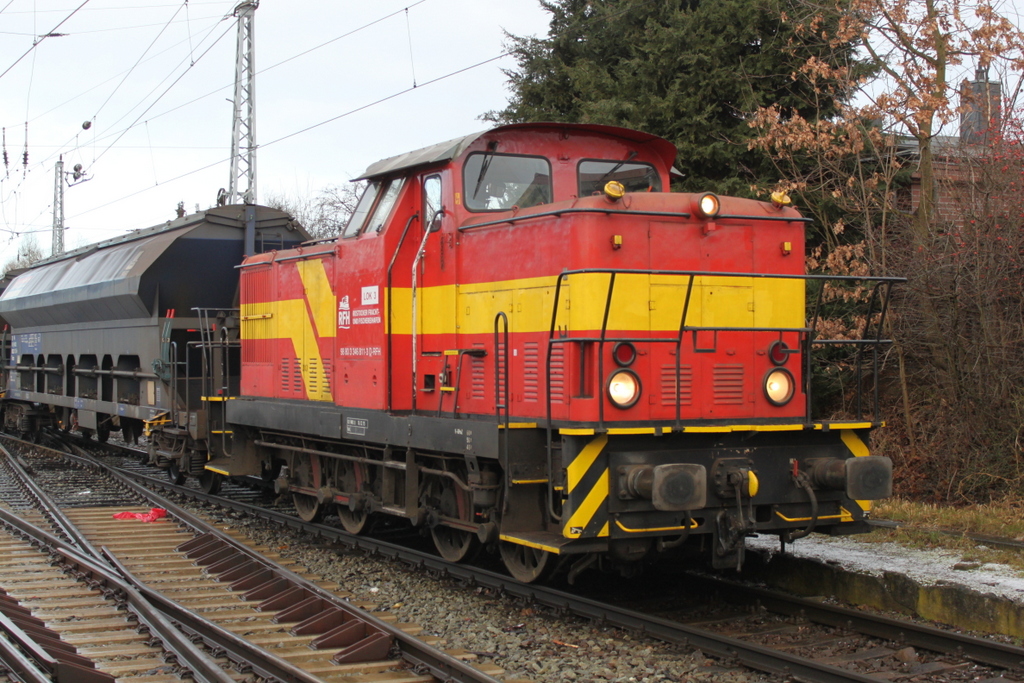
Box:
579 160 661 196
463 153 552 211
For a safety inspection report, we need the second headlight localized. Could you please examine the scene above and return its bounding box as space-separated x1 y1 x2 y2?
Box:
764 368 795 406
608 369 641 408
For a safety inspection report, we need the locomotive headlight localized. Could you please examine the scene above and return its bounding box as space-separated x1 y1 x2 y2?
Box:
691 192 720 218
608 370 641 408
763 368 794 405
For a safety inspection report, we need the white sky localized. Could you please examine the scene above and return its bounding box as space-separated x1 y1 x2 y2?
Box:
3 1 1022 271
0 0 552 266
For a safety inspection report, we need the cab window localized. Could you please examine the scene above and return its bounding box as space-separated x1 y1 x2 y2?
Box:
463 153 552 211
367 178 404 233
343 178 404 237
343 181 380 238
578 160 661 196
423 175 442 230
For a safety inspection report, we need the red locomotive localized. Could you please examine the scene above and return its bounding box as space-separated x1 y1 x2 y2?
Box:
0 122 898 583
221 122 897 581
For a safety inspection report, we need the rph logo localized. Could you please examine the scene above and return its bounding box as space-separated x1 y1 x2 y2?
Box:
337 296 351 329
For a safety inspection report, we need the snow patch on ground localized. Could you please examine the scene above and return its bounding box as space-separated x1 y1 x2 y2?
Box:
747 534 1024 604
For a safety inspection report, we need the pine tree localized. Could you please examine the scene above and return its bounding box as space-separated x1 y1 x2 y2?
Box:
488 0 867 196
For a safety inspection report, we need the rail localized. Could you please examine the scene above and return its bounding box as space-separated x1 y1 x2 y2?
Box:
62 448 502 683
0 488 233 682
107 453 1017 683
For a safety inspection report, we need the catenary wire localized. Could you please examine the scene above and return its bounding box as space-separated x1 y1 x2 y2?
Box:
0 0 92 83
0 13 223 37
69 51 510 221
90 2 189 121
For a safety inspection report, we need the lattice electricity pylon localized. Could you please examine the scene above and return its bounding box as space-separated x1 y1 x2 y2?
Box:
228 1 258 205
52 158 64 256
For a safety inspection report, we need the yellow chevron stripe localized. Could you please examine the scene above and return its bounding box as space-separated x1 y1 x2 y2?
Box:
566 434 608 492
267 260 335 402
839 429 872 513
840 429 870 457
563 469 610 539
298 259 337 339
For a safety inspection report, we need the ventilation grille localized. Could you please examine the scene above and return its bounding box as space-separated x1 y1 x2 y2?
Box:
660 364 693 406
321 359 332 396
471 343 486 401
307 358 320 396
713 364 745 405
523 342 539 402
497 341 507 401
549 343 565 405
281 357 303 394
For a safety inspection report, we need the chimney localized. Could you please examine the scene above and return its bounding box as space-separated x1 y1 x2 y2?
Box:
960 65 1002 145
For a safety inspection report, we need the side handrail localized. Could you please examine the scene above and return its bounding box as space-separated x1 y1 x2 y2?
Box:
386 213 419 412
494 312 510 465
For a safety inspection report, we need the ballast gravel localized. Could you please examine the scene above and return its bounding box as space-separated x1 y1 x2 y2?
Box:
188 504 767 683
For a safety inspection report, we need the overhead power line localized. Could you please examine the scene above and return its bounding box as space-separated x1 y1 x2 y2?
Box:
70 49 512 221
0 0 92 84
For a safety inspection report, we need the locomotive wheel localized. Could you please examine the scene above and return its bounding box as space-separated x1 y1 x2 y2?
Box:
429 480 479 563
167 462 186 485
338 506 369 534
500 542 556 583
335 461 368 533
292 493 323 523
199 470 222 495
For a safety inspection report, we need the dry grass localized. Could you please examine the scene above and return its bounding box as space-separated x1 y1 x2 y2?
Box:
855 497 1024 573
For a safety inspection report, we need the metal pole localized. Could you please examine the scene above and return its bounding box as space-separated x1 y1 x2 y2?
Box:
52 158 64 256
228 1 258 209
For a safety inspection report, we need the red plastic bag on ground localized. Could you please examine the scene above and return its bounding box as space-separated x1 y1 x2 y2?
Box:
112 508 167 523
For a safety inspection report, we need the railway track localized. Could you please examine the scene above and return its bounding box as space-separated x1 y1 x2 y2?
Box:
8 433 1024 682
0 436 504 683
66 436 1024 683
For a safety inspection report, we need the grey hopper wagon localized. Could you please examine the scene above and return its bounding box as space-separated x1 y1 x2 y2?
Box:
0 205 307 465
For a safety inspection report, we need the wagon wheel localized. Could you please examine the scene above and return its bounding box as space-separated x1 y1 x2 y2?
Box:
96 417 110 443
336 461 369 534
428 477 479 563
167 461 186 485
499 541 556 583
199 470 222 495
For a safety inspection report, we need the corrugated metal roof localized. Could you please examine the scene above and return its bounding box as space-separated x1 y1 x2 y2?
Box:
0 204 302 328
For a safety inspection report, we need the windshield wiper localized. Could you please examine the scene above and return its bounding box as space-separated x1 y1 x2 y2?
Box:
598 150 638 184
472 141 499 200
